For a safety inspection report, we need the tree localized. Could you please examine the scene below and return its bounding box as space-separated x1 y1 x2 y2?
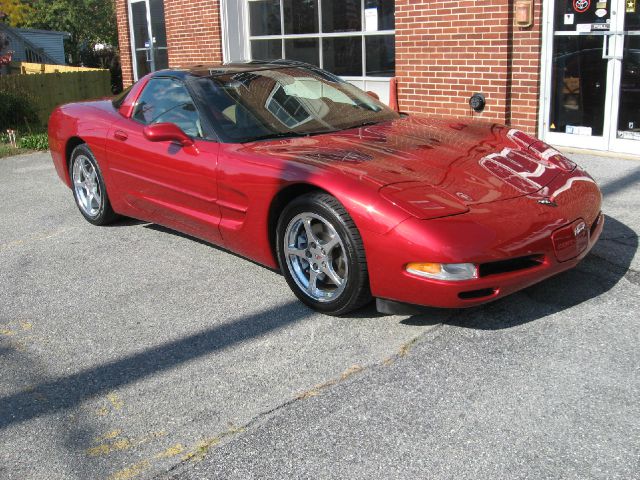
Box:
0 0 33 26
1 10 13 70
17 0 118 65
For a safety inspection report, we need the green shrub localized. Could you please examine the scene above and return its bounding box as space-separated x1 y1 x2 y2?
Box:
17 132 49 151
0 90 40 131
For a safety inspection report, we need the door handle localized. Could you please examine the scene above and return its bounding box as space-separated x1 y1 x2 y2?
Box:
602 34 623 60
114 130 128 141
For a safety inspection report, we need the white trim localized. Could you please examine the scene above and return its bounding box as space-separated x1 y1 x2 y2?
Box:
127 0 140 81
220 0 229 62
537 0 551 138
249 30 395 40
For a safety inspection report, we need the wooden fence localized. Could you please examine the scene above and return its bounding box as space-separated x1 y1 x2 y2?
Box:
8 61 106 75
0 69 112 125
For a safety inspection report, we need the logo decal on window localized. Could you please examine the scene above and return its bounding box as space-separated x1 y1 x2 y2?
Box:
573 0 591 13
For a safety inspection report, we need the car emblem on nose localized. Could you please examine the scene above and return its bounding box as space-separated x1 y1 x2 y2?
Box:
538 198 558 207
574 221 586 237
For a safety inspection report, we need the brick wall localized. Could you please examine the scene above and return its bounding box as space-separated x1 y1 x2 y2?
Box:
164 0 223 68
395 0 543 134
509 1 544 134
115 0 223 88
115 0 134 87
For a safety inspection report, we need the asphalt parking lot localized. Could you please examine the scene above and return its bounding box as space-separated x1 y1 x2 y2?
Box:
1 151 639 479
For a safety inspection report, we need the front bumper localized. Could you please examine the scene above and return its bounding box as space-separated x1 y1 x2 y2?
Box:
366 168 603 309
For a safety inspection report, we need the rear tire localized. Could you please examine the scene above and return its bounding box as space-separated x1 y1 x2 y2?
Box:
276 193 372 315
70 144 117 226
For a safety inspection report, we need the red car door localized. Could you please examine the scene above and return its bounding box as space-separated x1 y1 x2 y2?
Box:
106 77 222 244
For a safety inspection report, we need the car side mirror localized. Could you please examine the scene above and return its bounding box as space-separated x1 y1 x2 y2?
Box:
366 91 380 101
143 122 194 147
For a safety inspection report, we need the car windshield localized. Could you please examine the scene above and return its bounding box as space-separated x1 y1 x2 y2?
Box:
189 66 399 143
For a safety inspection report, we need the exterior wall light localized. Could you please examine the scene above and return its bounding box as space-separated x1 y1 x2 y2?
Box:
515 0 534 28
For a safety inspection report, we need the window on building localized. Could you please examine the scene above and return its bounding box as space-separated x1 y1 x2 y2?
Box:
247 0 395 78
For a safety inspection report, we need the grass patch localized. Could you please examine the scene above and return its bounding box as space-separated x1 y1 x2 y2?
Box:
0 144 28 158
0 130 49 158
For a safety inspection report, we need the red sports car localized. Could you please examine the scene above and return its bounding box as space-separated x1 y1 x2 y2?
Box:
48 62 603 315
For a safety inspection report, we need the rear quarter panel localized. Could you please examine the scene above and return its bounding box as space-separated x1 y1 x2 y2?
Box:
48 102 120 188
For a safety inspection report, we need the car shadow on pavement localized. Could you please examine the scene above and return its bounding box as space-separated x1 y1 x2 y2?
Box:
0 300 312 432
143 224 281 272
402 215 638 330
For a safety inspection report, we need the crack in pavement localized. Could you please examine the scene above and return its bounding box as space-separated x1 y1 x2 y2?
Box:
158 323 446 479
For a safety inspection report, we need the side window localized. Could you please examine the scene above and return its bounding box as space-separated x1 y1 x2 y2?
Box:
132 78 204 138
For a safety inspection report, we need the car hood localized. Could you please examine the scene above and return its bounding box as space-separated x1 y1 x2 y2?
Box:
242 116 569 209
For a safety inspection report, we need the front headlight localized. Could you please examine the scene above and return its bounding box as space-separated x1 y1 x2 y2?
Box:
406 262 478 281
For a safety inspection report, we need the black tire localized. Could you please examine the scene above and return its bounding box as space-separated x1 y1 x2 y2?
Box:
69 144 118 225
276 192 372 315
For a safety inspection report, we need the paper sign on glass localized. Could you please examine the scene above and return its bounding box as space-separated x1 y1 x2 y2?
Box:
365 8 378 32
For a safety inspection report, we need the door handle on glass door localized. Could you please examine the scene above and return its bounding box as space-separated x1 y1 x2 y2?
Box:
114 130 128 141
602 34 623 60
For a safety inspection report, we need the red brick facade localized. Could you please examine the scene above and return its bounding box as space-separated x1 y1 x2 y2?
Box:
164 0 223 69
395 0 543 134
115 1 542 133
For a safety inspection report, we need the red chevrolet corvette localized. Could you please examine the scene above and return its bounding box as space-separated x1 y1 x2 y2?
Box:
48 62 603 315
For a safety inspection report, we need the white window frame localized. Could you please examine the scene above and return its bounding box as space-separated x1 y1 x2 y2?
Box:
244 0 395 102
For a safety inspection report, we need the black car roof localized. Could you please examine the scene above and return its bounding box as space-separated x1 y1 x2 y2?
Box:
151 60 318 81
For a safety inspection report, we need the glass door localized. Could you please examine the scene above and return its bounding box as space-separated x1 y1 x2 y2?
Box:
610 2 640 154
542 0 640 154
128 0 169 80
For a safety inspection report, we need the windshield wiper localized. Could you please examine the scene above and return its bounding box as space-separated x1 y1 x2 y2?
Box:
248 131 309 142
248 129 340 142
350 120 382 129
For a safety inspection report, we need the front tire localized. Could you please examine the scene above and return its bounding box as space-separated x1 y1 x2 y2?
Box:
70 144 117 225
276 193 372 315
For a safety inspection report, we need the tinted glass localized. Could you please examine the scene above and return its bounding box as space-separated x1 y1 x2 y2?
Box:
626 1 640 30
133 78 203 137
617 35 640 140
135 50 151 79
285 38 320 66
553 0 611 32
284 0 319 34
131 1 149 50
149 0 167 48
323 37 362 76
364 0 395 30
112 85 134 109
249 0 281 36
366 35 394 76
251 39 283 60
549 35 607 136
192 67 399 142
154 48 169 70
321 0 361 32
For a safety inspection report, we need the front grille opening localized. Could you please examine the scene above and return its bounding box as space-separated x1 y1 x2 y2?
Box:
458 288 496 300
478 254 544 278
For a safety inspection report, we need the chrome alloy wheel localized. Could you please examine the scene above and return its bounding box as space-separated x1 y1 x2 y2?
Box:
284 212 349 302
72 155 102 217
